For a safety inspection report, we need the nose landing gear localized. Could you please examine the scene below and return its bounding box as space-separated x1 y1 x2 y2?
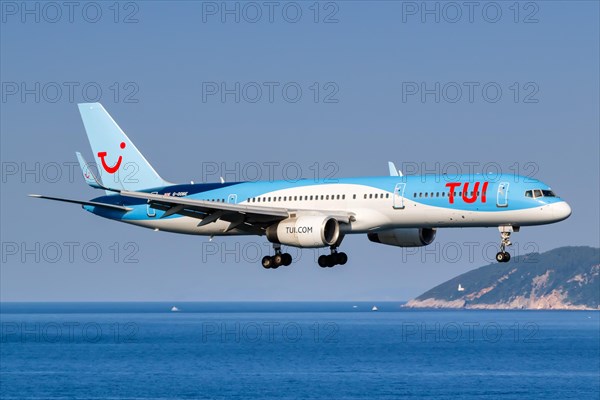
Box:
496 226 518 263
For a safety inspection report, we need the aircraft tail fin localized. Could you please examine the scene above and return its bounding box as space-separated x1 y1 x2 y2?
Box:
77 103 168 191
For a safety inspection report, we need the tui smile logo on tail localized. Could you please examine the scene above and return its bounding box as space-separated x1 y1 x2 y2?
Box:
97 141 126 174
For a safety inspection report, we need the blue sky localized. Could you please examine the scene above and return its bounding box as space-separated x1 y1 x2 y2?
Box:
1 1 599 301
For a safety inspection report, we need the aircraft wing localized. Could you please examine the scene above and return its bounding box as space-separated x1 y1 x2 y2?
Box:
119 190 355 233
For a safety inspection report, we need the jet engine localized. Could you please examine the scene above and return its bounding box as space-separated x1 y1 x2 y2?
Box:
367 228 436 247
266 216 340 248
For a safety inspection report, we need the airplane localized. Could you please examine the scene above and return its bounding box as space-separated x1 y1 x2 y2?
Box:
30 103 572 269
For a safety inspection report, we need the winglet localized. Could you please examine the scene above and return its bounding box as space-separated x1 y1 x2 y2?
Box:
76 152 120 194
76 152 105 190
388 161 403 177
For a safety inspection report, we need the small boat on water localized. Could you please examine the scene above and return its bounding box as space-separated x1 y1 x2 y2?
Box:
170 306 180 312
371 306 378 311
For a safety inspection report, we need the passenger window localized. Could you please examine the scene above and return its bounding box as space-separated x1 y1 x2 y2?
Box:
386 193 389 198
353 194 356 199
419 193 422 197
342 195 346 200
337 195 340 200
425 193 428 197
369 194 373 199
414 193 417 198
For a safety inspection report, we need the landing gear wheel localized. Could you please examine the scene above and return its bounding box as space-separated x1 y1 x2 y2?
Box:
318 249 349 268
326 256 336 268
262 243 292 269
281 253 292 266
495 252 505 263
495 252 511 263
262 256 273 269
318 255 329 268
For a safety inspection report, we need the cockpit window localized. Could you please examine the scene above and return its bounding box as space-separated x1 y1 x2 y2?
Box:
526 189 557 199
542 190 556 197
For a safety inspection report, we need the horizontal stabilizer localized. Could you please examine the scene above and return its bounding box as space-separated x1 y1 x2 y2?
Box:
29 194 132 212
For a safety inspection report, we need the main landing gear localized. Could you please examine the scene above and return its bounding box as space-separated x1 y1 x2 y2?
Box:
262 243 292 269
495 225 518 263
318 246 348 268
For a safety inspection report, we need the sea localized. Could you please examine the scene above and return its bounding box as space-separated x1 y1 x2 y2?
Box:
1 302 598 400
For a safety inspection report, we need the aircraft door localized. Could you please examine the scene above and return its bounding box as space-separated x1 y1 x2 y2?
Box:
393 183 406 209
496 182 509 207
227 194 238 204
147 191 158 217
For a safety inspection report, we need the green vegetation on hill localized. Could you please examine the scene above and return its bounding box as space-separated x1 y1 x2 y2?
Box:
413 246 599 309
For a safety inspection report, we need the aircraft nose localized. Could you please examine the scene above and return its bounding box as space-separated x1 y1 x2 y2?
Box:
551 201 572 221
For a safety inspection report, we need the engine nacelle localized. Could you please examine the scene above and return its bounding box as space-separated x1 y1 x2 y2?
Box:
367 228 436 247
266 216 340 248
